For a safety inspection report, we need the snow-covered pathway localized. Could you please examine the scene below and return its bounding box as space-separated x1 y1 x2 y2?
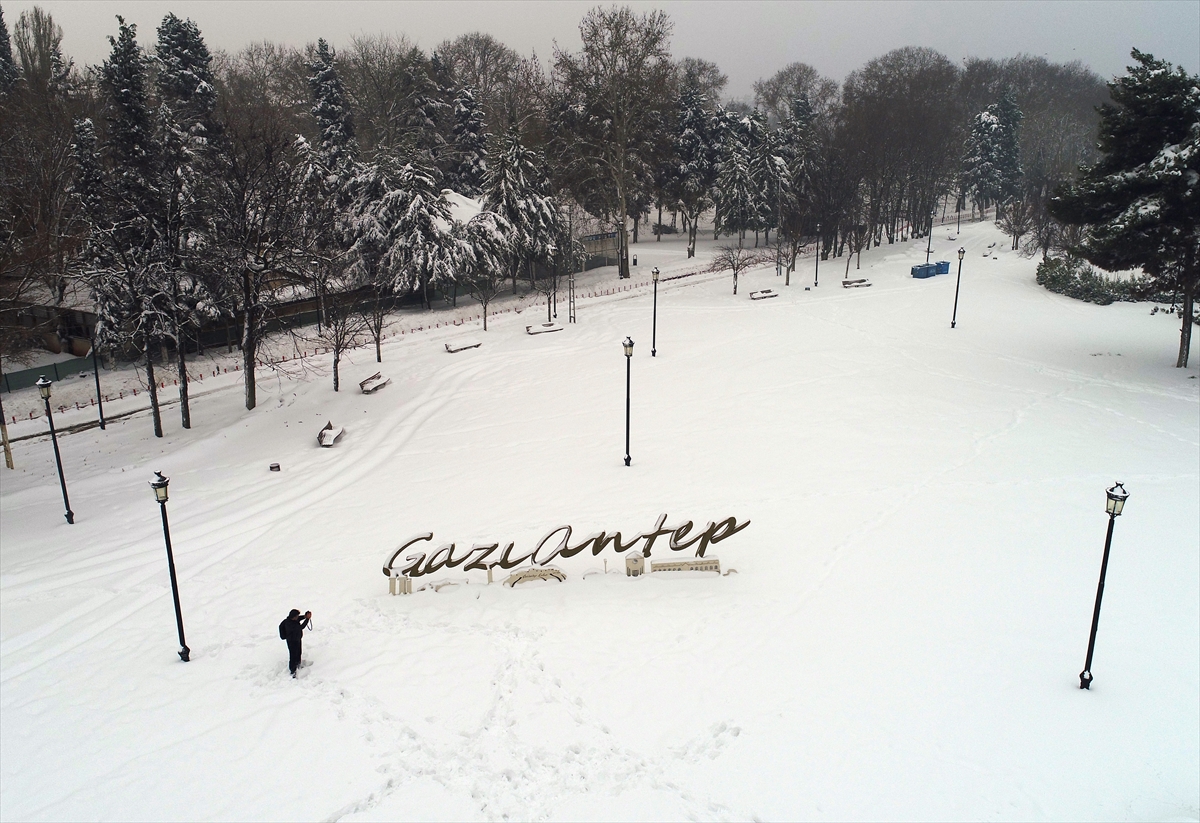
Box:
2 222 1196 821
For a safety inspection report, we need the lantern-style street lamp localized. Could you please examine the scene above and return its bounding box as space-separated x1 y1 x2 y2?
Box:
150 471 190 662
35 376 73 524
1079 482 1129 689
951 247 966 328
623 337 634 466
651 267 660 357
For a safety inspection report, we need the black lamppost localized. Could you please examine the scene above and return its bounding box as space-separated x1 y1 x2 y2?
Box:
951 247 965 329
814 222 821 287
90 334 106 430
651 267 659 357
925 209 935 263
35 376 73 524
150 471 190 662
623 337 634 466
1079 482 1129 690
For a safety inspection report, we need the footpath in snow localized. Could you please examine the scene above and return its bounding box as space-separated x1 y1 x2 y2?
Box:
1 223 1197 821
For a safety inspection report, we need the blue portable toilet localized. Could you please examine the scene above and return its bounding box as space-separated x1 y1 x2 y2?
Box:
911 263 936 278
935 260 951 275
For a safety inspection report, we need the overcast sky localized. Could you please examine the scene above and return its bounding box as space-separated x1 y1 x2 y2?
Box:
5 0 1198 100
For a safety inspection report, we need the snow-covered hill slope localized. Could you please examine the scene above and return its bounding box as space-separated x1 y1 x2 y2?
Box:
2 221 1197 821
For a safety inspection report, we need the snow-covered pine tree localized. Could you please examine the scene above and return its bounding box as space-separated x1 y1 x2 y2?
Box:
154 13 220 429
0 7 17 94
83 18 171 437
455 210 512 330
669 84 716 258
402 59 449 172
485 127 558 293
714 122 756 242
1050 49 1200 368
775 95 817 282
308 38 358 176
357 153 455 310
746 109 782 245
445 85 489 197
962 107 1004 215
994 88 1024 208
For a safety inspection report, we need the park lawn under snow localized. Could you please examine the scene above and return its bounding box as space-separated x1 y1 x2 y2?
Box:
0 220 1197 822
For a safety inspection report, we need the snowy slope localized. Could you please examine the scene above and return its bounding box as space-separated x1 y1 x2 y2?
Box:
1 220 1197 822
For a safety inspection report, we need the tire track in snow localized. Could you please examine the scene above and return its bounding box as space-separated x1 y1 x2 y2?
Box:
0 358 490 683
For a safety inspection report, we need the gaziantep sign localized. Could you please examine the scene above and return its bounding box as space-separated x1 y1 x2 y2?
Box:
383 514 750 578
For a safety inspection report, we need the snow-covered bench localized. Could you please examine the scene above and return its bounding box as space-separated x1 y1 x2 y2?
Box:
749 289 778 300
317 421 345 447
445 340 481 353
504 566 566 587
359 372 391 393
842 278 872 288
526 323 563 335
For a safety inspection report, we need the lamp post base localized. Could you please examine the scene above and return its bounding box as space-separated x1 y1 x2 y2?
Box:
179 646 191 662
1079 670 1092 690
65 510 74 524
624 455 631 467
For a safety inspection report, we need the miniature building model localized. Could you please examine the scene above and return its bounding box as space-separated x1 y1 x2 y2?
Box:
650 557 721 574
389 574 413 595
626 554 645 576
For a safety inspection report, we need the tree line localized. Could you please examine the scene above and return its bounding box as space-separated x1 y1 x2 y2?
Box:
9 3 1186 438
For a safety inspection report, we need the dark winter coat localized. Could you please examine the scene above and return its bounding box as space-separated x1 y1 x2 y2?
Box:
280 615 309 643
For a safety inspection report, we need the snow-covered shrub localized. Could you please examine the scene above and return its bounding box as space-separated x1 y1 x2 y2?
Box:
1035 256 1174 306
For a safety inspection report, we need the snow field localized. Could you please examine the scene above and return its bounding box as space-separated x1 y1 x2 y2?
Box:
1 222 1197 821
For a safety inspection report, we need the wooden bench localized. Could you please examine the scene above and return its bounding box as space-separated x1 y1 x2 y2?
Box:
445 340 482 353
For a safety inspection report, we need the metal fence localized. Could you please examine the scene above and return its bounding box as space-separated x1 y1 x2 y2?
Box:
2 357 97 393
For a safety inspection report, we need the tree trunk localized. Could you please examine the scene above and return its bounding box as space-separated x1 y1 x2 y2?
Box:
483 299 489 331
733 272 738 295
145 341 163 438
0 389 14 469
177 330 191 430
333 353 340 391
242 270 257 411
617 216 630 279
1177 281 1195 368
657 203 662 241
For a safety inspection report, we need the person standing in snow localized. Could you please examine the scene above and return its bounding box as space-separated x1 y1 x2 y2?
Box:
279 609 311 677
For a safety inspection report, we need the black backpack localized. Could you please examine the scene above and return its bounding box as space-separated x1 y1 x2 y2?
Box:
278 619 288 640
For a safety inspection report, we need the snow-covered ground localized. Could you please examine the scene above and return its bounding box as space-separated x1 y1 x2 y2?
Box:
1 221 1197 822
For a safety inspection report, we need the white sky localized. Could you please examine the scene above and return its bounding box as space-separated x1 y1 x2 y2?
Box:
4 0 1198 100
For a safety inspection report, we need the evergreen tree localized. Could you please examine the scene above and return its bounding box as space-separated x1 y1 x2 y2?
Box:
775 95 818 281
304 38 359 301
746 109 783 244
85 17 170 437
714 122 755 241
994 88 1024 205
154 13 220 429
0 7 17 94
403 59 448 170
962 108 1004 213
669 84 716 258
445 85 488 196
485 127 558 292
1050 49 1200 368
307 38 358 174
963 90 1024 216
